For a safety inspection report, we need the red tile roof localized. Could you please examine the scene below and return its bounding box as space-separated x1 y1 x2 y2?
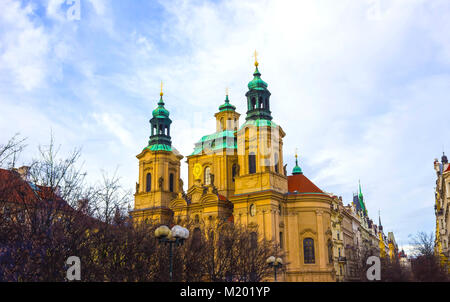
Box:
0 169 37 205
287 174 324 194
0 168 71 210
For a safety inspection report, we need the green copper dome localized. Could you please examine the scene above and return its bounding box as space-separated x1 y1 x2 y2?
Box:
247 66 268 90
152 96 170 118
292 165 303 175
219 94 236 112
292 154 303 175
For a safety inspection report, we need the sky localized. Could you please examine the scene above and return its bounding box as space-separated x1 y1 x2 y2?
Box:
0 0 449 250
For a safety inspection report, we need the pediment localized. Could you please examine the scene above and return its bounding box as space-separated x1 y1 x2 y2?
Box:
299 228 317 236
169 195 188 208
186 185 204 204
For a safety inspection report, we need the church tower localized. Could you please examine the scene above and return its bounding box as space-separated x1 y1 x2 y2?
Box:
231 53 288 244
131 84 183 224
234 53 287 195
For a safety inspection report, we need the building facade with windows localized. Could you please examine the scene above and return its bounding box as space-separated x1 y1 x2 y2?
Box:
434 153 450 269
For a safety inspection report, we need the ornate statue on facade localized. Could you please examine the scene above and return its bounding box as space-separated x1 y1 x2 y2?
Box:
158 176 164 189
210 173 215 186
135 182 139 194
283 164 287 176
179 178 184 192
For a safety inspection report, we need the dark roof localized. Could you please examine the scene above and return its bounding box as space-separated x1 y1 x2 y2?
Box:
287 174 324 194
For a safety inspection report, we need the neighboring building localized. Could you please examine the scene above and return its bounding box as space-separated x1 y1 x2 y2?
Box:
330 195 345 281
342 205 359 281
388 232 398 260
0 167 72 222
398 249 411 270
434 153 450 268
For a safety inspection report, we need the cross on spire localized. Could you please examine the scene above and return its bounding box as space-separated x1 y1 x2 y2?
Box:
253 50 259 67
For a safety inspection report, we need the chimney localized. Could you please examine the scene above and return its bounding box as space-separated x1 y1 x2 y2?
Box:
16 166 30 181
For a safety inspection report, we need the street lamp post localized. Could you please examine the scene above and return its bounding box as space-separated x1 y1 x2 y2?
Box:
155 225 190 281
266 256 283 281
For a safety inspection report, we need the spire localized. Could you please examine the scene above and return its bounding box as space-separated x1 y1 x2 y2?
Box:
158 80 165 106
246 50 272 121
218 87 236 112
358 180 367 216
378 209 383 231
292 149 303 175
442 152 448 164
149 84 172 148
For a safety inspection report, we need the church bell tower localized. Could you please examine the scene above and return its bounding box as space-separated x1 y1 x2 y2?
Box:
131 83 183 225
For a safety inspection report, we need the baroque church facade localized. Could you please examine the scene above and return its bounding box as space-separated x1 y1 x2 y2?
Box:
131 58 343 281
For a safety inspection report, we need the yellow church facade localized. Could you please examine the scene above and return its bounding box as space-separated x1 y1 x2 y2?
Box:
130 58 337 282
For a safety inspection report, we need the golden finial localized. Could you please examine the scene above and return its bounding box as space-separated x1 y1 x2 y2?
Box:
225 87 229 96
295 148 298 159
253 50 259 67
160 81 163 97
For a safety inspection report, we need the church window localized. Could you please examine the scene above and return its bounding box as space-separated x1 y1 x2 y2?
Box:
146 173 151 192
204 166 211 185
340 265 343 276
303 238 315 264
251 97 256 110
249 152 256 174
169 173 174 192
338 247 341 257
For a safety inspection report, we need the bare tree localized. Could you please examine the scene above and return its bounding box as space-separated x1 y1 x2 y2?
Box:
0 133 26 169
409 232 449 282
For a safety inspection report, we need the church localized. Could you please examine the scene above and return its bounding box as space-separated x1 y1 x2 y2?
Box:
130 56 336 281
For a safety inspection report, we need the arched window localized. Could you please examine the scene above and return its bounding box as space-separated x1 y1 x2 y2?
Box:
248 152 256 174
274 153 279 173
146 173 151 192
251 97 256 110
204 166 211 185
303 238 315 264
169 173 174 192
232 164 238 182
